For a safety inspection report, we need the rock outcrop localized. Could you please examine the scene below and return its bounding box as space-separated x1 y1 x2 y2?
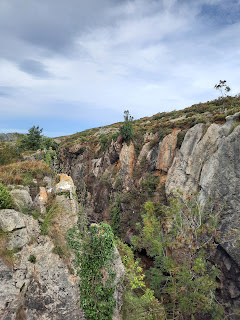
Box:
0 175 125 320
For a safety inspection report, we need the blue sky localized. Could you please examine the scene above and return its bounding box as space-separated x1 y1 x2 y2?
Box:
0 0 239 137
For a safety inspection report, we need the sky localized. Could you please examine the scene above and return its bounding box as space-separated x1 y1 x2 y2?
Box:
0 0 240 137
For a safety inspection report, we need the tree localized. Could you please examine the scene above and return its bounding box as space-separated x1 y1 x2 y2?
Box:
19 125 43 151
132 194 228 319
120 110 134 145
214 80 231 112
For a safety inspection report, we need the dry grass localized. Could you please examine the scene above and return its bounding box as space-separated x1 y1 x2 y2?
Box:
0 160 53 185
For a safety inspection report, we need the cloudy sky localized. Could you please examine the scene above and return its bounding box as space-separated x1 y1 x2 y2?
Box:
0 0 239 137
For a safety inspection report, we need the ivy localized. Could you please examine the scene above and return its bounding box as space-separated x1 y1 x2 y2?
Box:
67 223 116 320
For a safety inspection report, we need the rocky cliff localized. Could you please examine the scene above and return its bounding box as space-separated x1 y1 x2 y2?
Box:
0 175 125 320
1 96 240 319
58 106 240 316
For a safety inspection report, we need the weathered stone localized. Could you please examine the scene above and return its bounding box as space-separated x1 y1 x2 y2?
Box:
56 174 76 194
0 235 83 320
113 247 125 320
166 120 235 197
119 142 135 177
0 210 25 232
33 187 48 214
6 228 28 250
55 195 78 233
10 189 32 211
156 130 180 172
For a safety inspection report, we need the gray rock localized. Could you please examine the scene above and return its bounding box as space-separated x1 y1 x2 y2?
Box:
10 189 32 211
113 247 125 320
6 228 28 250
0 210 25 232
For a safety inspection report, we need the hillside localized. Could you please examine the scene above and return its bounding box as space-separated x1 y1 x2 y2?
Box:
1 95 240 320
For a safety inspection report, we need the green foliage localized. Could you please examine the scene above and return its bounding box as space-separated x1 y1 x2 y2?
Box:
0 143 22 166
141 174 159 197
19 125 43 151
40 201 60 235
133 194 225 319
0 183 13 209
67 223 116 320
120 110 134 145
176 130 187 149
111 132 119 141
28 254 36 263
18 126 57 152
116 239 165 320
110 194 121 235
99 134 109 151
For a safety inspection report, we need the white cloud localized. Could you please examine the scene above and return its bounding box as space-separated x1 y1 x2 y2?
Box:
0 0 239 134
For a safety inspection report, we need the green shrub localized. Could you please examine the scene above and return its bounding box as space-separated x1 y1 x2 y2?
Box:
18 125 43 151
111 132 119 141
0 143 22 166
99 134 109 151
120 121 134 145
67 223 116 320
0 183 13 209
133 195 226 319
110 194 121 235
40 201 60 235
176 130 187 149
140 174 159 197
28 254 36 263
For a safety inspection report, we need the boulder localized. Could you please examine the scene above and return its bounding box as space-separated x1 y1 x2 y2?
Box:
10 188 32 211
0 209 25 232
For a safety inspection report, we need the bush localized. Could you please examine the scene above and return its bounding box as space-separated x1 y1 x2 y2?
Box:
18 125 43 151
120 121 134 145
67 223 116 320
120 110 134 145
99 134 109 151
28 254 36 263
0 143 22 166
0 161 52 186
0 183 13 209
133 194 227 319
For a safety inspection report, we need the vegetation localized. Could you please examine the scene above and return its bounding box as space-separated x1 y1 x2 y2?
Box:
18 125 58 152
0 183 13 209
18 125 43 151
116 239 165 320
120 110 134 145
0 143 22 165
40 200 60 235
132 194 227 319
28 254 36 263
0 160 53 186
67 223 116 320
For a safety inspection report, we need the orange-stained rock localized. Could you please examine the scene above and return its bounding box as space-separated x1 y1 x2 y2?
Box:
157 130 180 172
119 141 135 176
56 174 76 193
39 187 48 205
